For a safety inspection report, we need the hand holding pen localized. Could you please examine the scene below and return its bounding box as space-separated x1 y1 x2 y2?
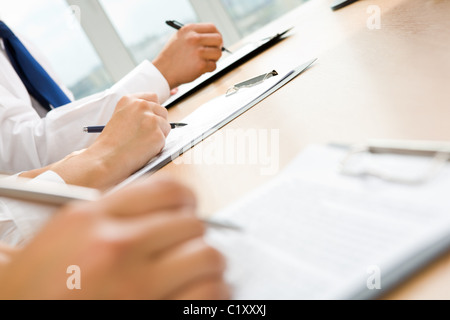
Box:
153 21 227 89
166 20 232 54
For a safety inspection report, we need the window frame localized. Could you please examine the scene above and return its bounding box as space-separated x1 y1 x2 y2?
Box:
65 0 136 82
65 0 244 83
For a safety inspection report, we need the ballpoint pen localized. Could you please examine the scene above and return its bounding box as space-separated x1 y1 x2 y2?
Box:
165 20 232 54
83 123 188 133
330 0 359 11
0 176 243 232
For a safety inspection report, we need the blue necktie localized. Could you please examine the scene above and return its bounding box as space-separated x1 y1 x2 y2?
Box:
0 21 71 111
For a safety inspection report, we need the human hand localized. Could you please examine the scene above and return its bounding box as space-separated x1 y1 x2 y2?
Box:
45 93 170 190
0 177 229 300
90 92 170 172
153 23 224 89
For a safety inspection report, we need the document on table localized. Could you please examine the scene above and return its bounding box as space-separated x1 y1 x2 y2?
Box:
112 59 316 191
205 145 450 300
162 27 293 108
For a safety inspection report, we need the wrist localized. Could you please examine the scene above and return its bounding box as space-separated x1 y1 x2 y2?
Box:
153 57 178 89
48 148 114 190
19 167 51 180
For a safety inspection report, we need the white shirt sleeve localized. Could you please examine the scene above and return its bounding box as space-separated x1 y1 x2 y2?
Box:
0 59 171 174
0 171 67 247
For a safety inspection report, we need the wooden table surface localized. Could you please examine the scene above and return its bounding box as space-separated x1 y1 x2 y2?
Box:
155 0 450 299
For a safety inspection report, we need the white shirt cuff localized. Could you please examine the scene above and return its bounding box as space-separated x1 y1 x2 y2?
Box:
111 60 171 104
33 170 66 184
5 170 65 184
0 171 66 247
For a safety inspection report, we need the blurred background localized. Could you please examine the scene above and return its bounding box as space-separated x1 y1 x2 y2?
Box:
0 0 308 99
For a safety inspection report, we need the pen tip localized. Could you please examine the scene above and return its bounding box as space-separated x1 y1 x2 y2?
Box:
171 123 188 129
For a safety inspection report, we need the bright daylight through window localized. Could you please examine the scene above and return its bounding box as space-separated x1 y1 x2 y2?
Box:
0 0 308 100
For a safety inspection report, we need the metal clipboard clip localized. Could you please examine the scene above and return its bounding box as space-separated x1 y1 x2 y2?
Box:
226 70 278 97
338 140 450 185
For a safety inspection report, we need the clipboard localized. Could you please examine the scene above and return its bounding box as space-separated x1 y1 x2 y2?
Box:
203 144 450 299
162 27 294 109
112 58 317 192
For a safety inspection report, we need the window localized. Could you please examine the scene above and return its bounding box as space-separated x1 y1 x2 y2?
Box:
0 0 309 101
0 0 113 100
99 0 198 64
220 0 308 37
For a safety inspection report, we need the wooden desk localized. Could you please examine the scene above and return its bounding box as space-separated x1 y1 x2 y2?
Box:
157 0 450 299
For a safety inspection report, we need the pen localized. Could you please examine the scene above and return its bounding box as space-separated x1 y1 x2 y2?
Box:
165 20 232 54
0 176 242 232
84 123 188 133
330 0 359 11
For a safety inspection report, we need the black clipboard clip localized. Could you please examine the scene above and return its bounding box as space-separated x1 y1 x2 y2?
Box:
226 70 279 97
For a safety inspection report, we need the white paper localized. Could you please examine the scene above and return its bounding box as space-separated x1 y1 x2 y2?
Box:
113 71 289 191
206 145 450 300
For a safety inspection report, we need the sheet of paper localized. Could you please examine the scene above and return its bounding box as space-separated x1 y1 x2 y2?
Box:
205 145 450 299
112 68 294 191
112 59 315 192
